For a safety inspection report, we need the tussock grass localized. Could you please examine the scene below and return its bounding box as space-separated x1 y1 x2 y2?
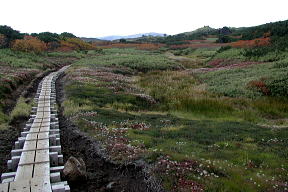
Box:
63 99 94 117
47 51 85 58
139 70 235 117
0 108 8 130
75 48 182 72
10 97 33 121
0 49 45 69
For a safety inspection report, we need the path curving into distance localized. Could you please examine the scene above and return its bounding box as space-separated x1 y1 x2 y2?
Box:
0 66 70 192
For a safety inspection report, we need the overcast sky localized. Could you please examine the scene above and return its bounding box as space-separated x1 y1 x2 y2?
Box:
0 0 287 37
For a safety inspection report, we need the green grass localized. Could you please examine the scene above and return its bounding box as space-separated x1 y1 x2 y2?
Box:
61 47 288 191
199 62 288 98
0 106 8 130
212 47 245 60
47 51 85 58
10 97 33 121
74 48 182 72
0 49 46 69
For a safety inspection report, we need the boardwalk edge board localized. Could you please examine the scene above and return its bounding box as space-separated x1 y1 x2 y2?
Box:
0 66 70 192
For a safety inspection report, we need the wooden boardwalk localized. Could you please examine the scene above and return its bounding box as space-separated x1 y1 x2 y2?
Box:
0 66 70 192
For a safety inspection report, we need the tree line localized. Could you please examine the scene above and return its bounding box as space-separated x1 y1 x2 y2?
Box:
0 25 99 53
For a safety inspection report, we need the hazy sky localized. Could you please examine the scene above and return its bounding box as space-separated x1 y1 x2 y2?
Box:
0 0 287 37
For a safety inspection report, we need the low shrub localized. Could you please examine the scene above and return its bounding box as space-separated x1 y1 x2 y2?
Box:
12 36 47 54
61 38 98 51
273 58 288 68
266 75 288 97
217 46 232 53
247 79 270 96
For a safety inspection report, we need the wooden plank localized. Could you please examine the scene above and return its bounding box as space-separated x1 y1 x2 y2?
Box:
31 122 42 128
37 108 50 112
36 140 49 150
23 140 37 150
19 151 35 165
9 180 30 192
35 114 45 119
40 119 51 123
38 132 49 140
32 119 43 124
29 128 40 132
37 102 50 105
0 183 9 192
38 103 50 107
38 127 50 132
30 177 52 192
35 150 49 163
33 163 50 177
27 131 50 135
41 122 50 127
15 165 33 180
26 133 38 141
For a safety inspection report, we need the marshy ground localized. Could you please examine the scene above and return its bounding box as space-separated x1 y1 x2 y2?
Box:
0 47 288 191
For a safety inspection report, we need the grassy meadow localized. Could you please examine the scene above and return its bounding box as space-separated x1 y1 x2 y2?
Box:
61 47 288 191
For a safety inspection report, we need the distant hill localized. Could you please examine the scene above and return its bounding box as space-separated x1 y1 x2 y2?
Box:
80 37 105 42
98 32 165 41
182 26 217 36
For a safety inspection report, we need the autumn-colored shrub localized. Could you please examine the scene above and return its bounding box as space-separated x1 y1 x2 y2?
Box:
230 37 270 48
12 36 47 54
136 43 164 50
57 38 98 51
247 79 270 95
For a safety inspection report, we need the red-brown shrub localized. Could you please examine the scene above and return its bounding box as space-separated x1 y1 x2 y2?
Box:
247 79 270 95
230 38 270 48
12 36 47 54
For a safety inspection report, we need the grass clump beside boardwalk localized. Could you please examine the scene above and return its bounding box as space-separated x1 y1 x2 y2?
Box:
0 48 88 130
10 97 33 121
62 48 288 191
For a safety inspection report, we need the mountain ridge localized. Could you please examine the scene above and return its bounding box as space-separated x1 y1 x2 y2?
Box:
98 32 165 41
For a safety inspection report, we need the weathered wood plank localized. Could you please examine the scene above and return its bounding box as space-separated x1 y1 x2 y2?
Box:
15 165 33 180
29 128 40 132
37 132 49 140
0 183 9 192
36 140 49 150
31 122 42 128
10 180 30 192
35 149 49 163
33 163 50 177
26 133 38 141
41 122 50 127
19 151 35 165
38 126 50 132
23 141 37 150
31 177 52 192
